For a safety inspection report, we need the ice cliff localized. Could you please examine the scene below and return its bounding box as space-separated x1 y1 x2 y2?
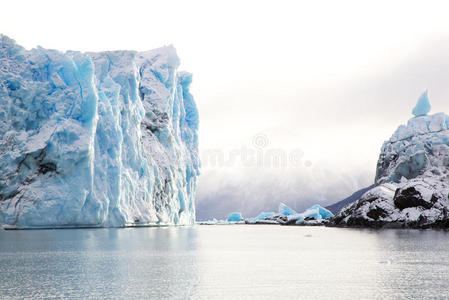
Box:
332 92 449 228
0 35 200 228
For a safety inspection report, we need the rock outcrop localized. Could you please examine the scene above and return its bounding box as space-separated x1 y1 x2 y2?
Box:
332 93 449 229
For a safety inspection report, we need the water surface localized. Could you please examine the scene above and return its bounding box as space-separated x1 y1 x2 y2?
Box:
1 225 449 299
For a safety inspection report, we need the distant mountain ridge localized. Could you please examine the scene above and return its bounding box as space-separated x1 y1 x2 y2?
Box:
325 185 375 214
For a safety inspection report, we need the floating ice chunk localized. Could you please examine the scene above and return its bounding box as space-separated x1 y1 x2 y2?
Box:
285 204 333 223
308 205 335 219
196 218 218 225
303 208 322 220
412 91 431 117
287 208 321 222
227 212 243 222
279 203 297 216
255 212 275 220
196 219 230 225
254 219 279 224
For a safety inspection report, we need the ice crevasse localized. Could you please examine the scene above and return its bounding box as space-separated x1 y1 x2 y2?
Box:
0 35 200 228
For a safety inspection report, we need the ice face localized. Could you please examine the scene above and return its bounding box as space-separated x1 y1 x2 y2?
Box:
308 205 334 219
279 203 297 216
227 212 243 222
412 91 431 117
286 205 334 223
0 35 199 228
287 208 320 222
376 111 449 184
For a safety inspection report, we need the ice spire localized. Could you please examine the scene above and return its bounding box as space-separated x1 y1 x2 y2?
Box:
412 90 431 117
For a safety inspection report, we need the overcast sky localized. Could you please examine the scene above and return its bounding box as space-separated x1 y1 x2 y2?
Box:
3 0 449 219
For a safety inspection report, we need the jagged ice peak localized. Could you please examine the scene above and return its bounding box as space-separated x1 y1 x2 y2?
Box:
412 90 431 117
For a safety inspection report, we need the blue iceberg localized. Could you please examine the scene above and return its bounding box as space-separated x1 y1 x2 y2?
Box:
308 205 334 219
245 211 277 224
279 203 297 216
227 212 243 222
0 35 200 228
255 212 276 220
287 204 334 224
412 91 431 117
287 208 321 222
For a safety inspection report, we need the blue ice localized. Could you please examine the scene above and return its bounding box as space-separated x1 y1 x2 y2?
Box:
255 212 275 220
279 203 297 216
308 205 335 219
0 35 200 228
412 91 431 117
227 212 243 222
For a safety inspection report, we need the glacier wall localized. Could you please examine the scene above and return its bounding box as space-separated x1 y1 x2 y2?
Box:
0 35 199 228
375 112 449 184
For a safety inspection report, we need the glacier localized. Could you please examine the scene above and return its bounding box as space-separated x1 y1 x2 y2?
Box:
0 35 200 228
332 92 449 229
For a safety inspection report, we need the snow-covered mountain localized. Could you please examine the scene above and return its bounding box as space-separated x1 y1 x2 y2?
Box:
332 92 449 228
325 184 374 214
0 35 199 228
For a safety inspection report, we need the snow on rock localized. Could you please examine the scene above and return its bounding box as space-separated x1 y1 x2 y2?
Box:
332 92 449 229
0 35 200 228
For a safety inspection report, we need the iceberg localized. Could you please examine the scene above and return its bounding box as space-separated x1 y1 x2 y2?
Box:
255 212 275 220
412 90 431 117
285 205 334 225
279 203 297 216
196 218 229 225
244 211 279 224
0 35 200 228
308 205 334 219
287 208 321 222
200 203 332 226
227 212 243 222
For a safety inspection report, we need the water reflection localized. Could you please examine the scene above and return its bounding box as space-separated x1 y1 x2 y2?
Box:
372 229 449 299
0 227 200 299
1 226 449 299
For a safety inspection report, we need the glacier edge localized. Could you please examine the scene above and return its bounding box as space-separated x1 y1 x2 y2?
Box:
0 35 199 228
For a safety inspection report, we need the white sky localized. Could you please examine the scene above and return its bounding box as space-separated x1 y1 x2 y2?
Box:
3 0 449 218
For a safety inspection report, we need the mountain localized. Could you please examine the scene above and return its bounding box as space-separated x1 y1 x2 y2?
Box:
0 35 199 228
325 185 375 214
332 92 449 229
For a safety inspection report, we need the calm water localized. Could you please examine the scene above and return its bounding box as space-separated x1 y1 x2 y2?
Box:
1 225 449 299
